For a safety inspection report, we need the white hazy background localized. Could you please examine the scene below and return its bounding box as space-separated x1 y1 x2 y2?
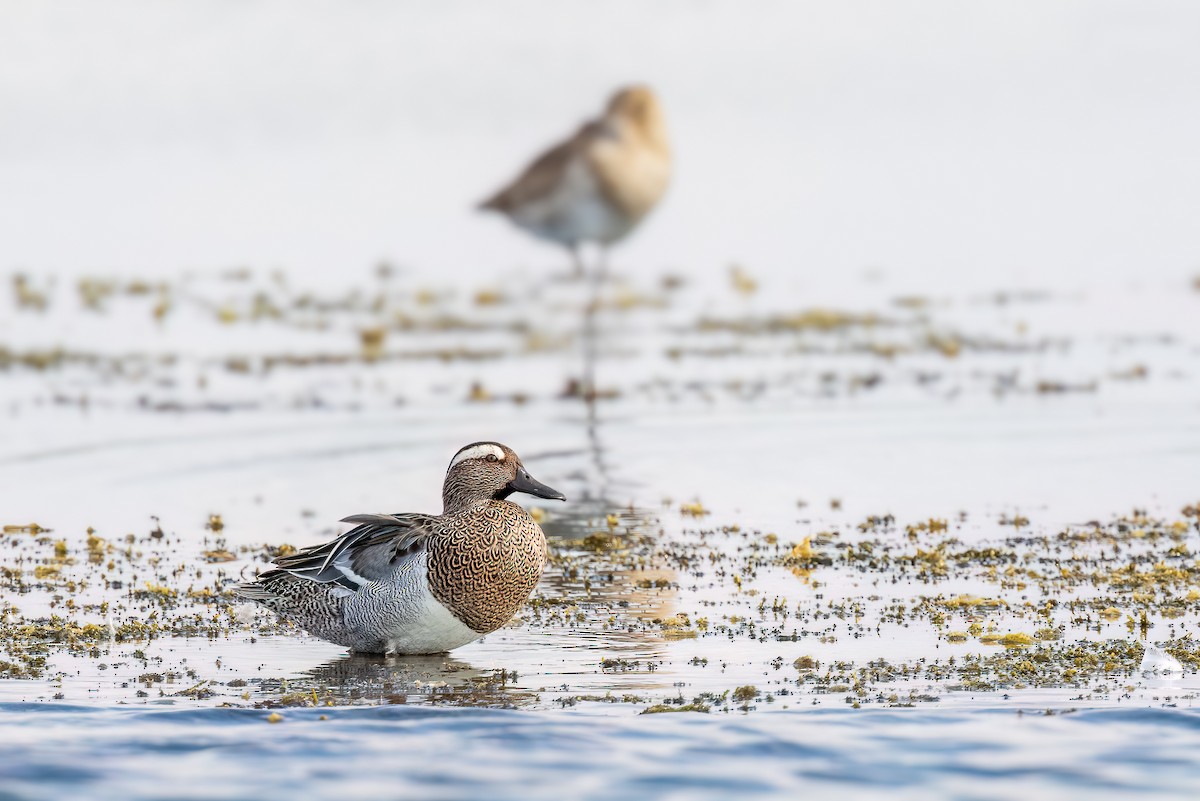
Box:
2 0 1198 295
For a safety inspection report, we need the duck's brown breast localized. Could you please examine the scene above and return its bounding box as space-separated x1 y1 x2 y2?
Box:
425 501 548 633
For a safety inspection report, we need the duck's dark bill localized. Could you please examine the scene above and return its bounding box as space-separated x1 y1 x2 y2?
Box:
507 468 566 501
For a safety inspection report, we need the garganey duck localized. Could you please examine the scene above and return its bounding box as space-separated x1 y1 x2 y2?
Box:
235 442 564 654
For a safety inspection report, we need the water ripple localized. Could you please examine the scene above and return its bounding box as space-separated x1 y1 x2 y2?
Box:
1 705 1199 800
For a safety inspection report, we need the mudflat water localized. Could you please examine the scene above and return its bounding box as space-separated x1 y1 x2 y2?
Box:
2 266 1199 799
3 705 1200 801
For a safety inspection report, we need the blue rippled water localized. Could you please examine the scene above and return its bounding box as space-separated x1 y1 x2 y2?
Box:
2 705 1199 801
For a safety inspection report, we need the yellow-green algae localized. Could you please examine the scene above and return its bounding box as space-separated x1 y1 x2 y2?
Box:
0 502 1197 711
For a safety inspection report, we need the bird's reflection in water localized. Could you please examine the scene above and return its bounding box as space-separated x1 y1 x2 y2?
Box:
558 267 613 503
583 299 606 488
303 652 537 708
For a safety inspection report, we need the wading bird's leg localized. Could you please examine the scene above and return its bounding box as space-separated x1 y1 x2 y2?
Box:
569 244 585 279
595 247 609 286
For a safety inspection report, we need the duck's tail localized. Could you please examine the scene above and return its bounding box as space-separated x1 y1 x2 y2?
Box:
232 570 350 643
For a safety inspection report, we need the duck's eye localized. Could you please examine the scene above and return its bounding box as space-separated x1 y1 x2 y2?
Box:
485 454 499 463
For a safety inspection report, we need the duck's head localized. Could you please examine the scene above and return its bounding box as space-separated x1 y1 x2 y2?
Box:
442 442 565 513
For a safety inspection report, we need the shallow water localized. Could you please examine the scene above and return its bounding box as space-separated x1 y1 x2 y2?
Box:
3 704 1200 801
2 268 1199 797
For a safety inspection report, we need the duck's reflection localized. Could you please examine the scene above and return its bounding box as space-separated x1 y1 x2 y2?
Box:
302 652 537 708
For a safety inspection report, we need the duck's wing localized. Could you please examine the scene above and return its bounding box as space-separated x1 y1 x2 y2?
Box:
271 513 437 591
479 121 606 212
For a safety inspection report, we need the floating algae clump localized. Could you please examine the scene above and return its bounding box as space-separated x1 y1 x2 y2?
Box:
980 632 1035 647
657 614 697 640
732 686 759 703
641 704 710 714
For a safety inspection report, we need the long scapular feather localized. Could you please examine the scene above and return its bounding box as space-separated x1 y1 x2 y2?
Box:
270 513 431 588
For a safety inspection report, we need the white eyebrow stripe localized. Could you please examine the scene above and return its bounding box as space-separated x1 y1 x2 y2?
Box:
449 443 506 469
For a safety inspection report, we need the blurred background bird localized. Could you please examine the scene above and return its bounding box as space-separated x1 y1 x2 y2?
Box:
479 85 671 279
